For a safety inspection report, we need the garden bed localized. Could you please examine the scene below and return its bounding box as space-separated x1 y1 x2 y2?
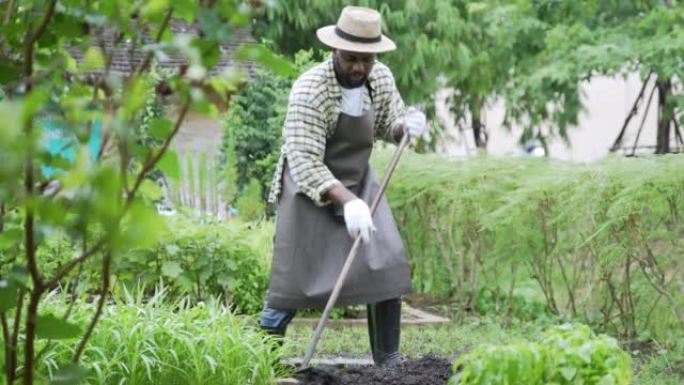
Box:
294 355 453 385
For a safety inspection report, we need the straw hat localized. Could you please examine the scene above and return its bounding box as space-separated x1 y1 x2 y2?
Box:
316 6 396 53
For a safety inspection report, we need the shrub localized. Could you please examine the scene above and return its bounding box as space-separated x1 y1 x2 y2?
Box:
116 216 273 314
374 149 684 339
25 216 274 315
219 50 317 204
452 324 632 385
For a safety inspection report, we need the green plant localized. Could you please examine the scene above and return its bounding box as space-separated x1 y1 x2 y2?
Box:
373 148 684 340
256 1 684 152
235 179 266 221
452 324 632 385
116 216 273 315
0 1 293 383
36 289 283 385
219 50 317 204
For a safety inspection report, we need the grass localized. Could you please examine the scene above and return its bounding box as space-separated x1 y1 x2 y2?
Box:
36 289 284 385
283 315 684 384
283 316 545 359
26 289 684 385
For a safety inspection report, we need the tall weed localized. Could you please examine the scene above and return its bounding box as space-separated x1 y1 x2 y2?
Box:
37 289 283 385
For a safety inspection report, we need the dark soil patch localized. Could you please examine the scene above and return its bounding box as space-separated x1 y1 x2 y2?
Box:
295 355 453 385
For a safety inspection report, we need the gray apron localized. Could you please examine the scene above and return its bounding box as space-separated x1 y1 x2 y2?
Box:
267 104 413 309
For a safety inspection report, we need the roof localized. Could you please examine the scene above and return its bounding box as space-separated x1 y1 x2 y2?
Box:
70 19 257 78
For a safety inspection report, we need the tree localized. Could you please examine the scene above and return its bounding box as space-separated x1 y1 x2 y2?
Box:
254 0 683 154
0 1 292 384
504 0 684 155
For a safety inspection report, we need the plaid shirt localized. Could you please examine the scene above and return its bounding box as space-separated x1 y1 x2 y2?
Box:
268 57 407 206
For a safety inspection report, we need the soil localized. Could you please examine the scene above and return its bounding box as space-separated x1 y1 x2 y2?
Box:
295 355 454 385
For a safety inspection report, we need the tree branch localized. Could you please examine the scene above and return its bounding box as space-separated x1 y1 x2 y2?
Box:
3 0 15 26
22 289 41 385
1 312 11 384
610 71 652 152
28 0 57 47
137 6 174 75
126 98 190 204
73 251 111 363
630 83 658 156
45 239 107 289
8 289 24 384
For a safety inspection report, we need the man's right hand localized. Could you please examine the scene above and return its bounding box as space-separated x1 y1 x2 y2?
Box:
343 198 375 244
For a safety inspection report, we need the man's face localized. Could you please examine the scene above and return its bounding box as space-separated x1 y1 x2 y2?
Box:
334 49 376 88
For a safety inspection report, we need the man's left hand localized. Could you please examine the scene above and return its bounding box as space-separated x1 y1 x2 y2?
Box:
405 107 427 138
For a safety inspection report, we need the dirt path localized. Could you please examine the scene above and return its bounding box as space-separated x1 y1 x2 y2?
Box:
295 355 453 385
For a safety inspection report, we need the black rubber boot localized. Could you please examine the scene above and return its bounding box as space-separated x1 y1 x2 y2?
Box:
260 325 287 347
367 297 402 367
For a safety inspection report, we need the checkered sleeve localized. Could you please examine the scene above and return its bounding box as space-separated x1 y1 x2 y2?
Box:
373 64 407 143
283 78 342 206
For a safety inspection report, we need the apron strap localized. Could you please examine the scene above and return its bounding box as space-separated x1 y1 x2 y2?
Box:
365 80 374 104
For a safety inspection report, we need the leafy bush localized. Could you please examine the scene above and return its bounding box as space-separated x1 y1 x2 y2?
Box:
373 149 684 339
116 216 273 314
38 291 283 385
26 216 273 315
452 324 632 385
219 50 317 203
235 178 266 221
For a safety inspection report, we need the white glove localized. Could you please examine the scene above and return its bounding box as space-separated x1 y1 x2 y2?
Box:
404 107 427 138
343 198 375 244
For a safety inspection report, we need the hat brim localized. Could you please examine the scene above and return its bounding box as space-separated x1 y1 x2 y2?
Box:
316 26 396 53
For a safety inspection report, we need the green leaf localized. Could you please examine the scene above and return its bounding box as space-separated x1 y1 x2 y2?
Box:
158 149 180 180
80 47 105 72
36 314 81 339
192 39 221 69
116 200 165 250
161 261 183 279
235 45 296 77
0 62 22 83
22 89 49 126
165 243 180 256
0 280 18 312
141 0 169 19
598 374 616 385
149 118 174 140
560 366 577 381
122 77 150 119
0 228 23 249
217 273 236 289
175 0 198 23
51 364 89 385
140 179 163 201
9 265 29 288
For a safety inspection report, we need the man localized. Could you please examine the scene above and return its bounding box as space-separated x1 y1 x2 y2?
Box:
260 6 427 367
